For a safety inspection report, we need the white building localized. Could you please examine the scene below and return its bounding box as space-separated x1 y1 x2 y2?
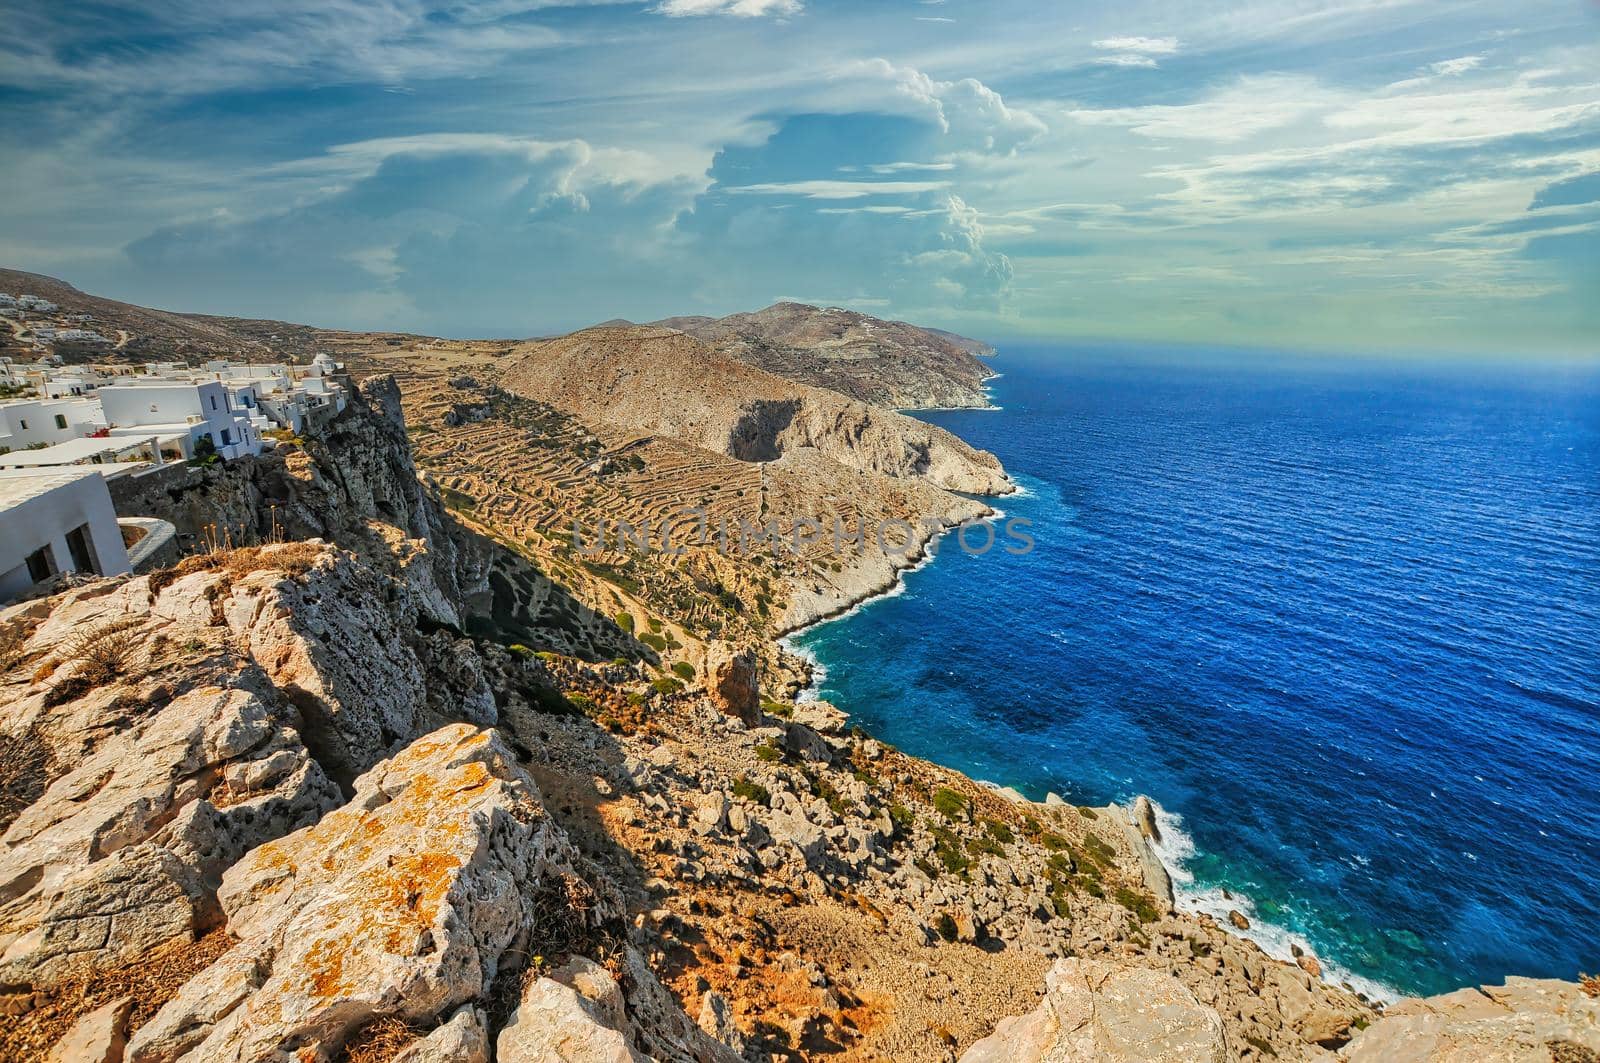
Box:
97 379 263 460
0 468 130 602
0 397 105 453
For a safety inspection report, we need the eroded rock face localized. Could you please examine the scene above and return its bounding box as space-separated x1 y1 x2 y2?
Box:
0 684 338 989
1340 978 1600 1062
704 645 758 725
960 958 1229 1063
126 725 616 1063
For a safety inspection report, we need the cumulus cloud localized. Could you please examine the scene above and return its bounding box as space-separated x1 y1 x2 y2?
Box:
845 59 1047 156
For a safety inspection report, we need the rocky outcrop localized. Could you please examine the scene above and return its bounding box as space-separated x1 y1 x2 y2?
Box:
501 327 1009 495
961 958 1229 1063
1339 977 1600 1062
704 644 758 724
497 953 737 1063
655 302 996 410
126 725 616 1063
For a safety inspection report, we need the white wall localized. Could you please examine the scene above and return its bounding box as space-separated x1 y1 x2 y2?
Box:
0 398 102 451
0 470 130 602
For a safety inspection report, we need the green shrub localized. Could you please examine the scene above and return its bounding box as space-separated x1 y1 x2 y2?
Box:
614 611 634 633
888 803 914 830
760 697 793 719
932 787 967 821
754 739 782 763
640 633 667 651
966 835 1004 858
1077 806 1098 820
731 776 770 806
507 643 535 659
566 692 597 715
1115 887 1160 924
930 826 972 875
1038 831 1069 851
671 661 695 681
647 617 663 633
935 913 959 942
650 676 683 696
983 819 1014 845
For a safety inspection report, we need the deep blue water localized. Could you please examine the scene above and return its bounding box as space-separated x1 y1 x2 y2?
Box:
790 349 1600 998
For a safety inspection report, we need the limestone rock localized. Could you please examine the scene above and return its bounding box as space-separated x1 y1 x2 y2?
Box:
960 958 1228 1063
0 687 338 988
1341 977 1600 1062
697 991 745 1054
392 1005 491 1063
127 725 613 1063
497 960 643 1063
704 645 758 724
1228 910 1250 931
787 700 848 735
48 995 133 1063
1132 795 1161 842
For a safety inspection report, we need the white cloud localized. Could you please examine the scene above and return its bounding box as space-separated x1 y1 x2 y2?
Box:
1091 34 1178 68
726 179 950 199
1093 36 1180 55
844 59 1047 156
1095 54 1160 69
1431 55 1486 77
655 0 800 16
1070 74 1337 141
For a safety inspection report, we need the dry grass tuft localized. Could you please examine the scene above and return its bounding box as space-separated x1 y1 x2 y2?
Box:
339 1014 423 1063
148 542 326 597
0 929 233 1062
1581 972 1599 998
61 618 143 687
0 617 40 672
0 725 54 833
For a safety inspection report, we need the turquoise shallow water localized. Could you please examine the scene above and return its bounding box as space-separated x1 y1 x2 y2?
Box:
790 349 1600 998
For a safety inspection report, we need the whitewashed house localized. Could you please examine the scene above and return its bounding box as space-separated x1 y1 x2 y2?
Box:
0 397 105 453
0 467 130 602
97 379 263 460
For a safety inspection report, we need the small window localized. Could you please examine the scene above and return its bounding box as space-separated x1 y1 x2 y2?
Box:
221 428 233 446
210 395 218 410
18 418 27 430
54 414 67 429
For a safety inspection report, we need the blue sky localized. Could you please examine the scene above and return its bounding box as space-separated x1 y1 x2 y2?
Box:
1 1 1597 355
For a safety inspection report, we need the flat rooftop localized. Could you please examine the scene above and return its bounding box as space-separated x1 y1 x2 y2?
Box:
0 466 102 507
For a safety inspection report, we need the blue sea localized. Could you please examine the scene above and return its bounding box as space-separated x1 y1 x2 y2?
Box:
789 348 1600 999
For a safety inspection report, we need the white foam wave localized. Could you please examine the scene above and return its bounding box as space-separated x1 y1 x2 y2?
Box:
1144 800 1400 1004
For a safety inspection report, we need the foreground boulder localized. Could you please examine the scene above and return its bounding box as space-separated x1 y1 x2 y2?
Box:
1340 977 1600 1062
961 958 1228 1063
125 725 615 1062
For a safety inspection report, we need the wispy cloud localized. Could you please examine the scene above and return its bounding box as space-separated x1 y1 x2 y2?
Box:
655 0 800 16
1092 35 1179 68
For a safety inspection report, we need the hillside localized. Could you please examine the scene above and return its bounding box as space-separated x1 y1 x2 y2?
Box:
654 302 996 410
502 325 1008 493
0 269 280 362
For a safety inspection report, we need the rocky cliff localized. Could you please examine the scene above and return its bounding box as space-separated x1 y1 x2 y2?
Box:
654 303 996 410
